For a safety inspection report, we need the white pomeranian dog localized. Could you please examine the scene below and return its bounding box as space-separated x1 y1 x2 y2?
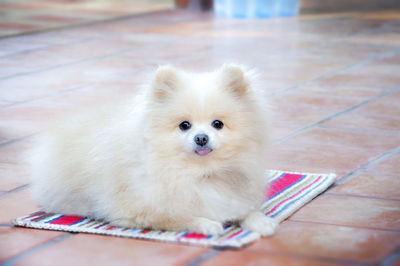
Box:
28 64 277 236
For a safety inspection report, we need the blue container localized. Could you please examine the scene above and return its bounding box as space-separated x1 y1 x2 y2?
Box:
254 0 279 18
277 0 301 16
214 0 226 16
230 0 249 18
214 0 300 18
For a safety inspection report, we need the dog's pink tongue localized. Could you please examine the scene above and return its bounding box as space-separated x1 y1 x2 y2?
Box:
196 148 211 156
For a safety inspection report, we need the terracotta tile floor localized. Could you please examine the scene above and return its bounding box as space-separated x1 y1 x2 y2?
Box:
1 7 400 266
0 0 172 37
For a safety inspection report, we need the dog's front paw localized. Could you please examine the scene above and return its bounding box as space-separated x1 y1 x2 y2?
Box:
191 217 224 235
241 211 278 236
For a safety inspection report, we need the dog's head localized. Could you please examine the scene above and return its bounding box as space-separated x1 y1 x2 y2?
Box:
146 64 268 165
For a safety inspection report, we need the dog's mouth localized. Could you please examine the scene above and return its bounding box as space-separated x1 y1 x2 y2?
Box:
195 148 212 156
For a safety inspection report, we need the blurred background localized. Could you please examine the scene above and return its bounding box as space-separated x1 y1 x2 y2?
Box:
1 0 400 265
1 0 400 37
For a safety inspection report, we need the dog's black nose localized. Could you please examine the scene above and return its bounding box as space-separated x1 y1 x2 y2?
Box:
194 134 208 147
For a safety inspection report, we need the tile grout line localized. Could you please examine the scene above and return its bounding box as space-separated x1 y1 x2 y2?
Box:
0 134 36 147
308 19 400 52
0 135 34 197
0 223 14 227
0 83 93 110
249 249 372 266
0 184 30 198
334 145 400 186
0 36 102 60
289 219 400 233
0 138 24 149
0 42 163 81
380 248 400 266
334 41 399 50
324 192 400 202
0 9 183 41
185 249 222 266
365 171 399 177
0 53 172 105
266 45 400 99
2 233 74 266
272 86 400 146
347 110 400 120
318 125 400 136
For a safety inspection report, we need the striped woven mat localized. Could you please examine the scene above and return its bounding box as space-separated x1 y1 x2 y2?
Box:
13 170 336 248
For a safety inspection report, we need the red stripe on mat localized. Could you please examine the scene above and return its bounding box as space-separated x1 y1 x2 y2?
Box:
267 173 304 198
182 233 208 239
49 215 84 225
265 175 322 215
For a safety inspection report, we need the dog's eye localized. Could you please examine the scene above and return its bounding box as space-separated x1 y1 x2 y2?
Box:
211 120 224 130
179 121 191 131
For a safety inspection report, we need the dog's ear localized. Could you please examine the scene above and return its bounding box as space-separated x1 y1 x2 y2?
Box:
219 64 250 96
152 65 181 101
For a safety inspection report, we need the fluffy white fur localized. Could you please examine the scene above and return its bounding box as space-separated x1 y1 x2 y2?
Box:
28 64 277 236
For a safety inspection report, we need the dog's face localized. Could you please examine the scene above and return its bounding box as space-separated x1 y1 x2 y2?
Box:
176 116 225 157
147 64 267 164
